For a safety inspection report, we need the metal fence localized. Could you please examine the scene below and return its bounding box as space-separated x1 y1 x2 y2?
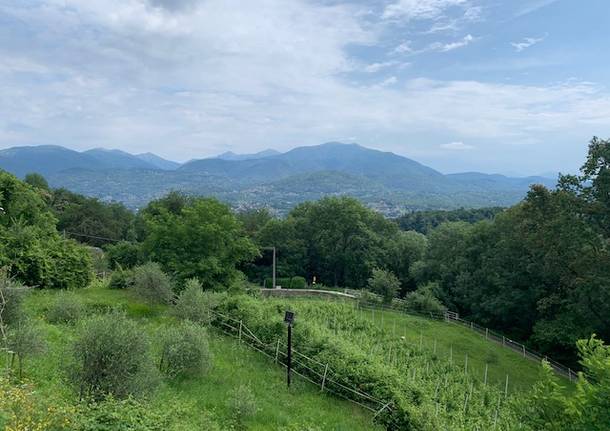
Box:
208 308 393 417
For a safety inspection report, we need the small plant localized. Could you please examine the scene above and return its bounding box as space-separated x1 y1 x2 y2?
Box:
158 321 211 378
47 291 85 324
66 312 158 400
7 320 46 379
227 384 257 427
131 263 173 304
172 278 216 325
77 395 171 431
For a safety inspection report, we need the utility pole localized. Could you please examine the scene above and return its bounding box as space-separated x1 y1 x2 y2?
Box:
272 246 276 289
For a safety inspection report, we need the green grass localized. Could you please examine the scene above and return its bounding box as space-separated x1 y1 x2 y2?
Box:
5 283 381 431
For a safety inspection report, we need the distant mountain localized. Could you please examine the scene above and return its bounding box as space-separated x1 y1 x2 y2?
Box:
1 142 559 215
84 148 155 170
136 152 180 170
216 149 281 161
0 145 102 177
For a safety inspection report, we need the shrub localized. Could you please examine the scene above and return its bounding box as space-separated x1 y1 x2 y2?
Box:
403 282 446 315
0 269 28 326
367 268 400 304
66 312 158 400
7 320 46 379
131 263 173 304
105 241 142 270
77 395 171 431
158 322 211 378
108 268 134 290
290 276 307 289
263 276 307 289
172 278 214 325
227 384 257 426
47 291 85 324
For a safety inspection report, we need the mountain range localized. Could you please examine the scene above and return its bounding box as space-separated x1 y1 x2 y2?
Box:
0 143 556 215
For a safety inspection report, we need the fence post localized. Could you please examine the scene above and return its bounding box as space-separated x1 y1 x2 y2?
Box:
321 363 329 392
504 374 509 398
568 368 573 381
275 338 280 363
484 363 488 385
485 328 489 340
470 321 473 330
502 336 506 346
522 344 526 358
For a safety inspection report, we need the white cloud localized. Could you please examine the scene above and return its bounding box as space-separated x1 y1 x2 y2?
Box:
511 36 546 52
430 34 474 52
392 41 413 54
440 141 474 150
382 0 468 21
364 61 398 73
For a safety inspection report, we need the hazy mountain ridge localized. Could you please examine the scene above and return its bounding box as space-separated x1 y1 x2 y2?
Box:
0 143 557 214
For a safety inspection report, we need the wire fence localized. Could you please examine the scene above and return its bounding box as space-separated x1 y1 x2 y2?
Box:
207 308 393 417
357 300 575 381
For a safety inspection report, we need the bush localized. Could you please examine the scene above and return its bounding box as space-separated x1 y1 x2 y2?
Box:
7 320 46 379
403 283 446 315
108 268 134 290
0 269 28 326
77 395 171 431
131 263 173 304
172 278 214 325
158 322 211 378
367 268 400 304
227 384 257 426
290 276 307 289
66 312 158 400
47 291 85 324
105 241 142 270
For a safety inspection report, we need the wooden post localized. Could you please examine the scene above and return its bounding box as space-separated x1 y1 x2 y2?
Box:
484 363 488 385
522 345 526 357
504 374 509 398
321 364 329 392
275 338 280 363
502 336 506 346
287 324 292 387
485 328 489 340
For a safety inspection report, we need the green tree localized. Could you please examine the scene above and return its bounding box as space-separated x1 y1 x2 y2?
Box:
140 196 258 289
24 172 49 191
367 268 400 304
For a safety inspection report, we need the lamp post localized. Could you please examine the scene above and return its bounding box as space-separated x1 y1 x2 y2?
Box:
284 311 295 387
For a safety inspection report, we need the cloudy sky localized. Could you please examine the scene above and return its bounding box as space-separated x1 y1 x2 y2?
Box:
1 0 610 175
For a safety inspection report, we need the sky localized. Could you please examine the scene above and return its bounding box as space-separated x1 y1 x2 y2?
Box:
1 0 610 175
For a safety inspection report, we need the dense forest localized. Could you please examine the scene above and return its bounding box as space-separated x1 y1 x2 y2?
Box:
1 138 609 429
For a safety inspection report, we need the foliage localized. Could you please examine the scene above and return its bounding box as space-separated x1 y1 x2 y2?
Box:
7 320 46 379
0 269 27 326
0 376 77 431
403 282 446 315
158 322 211 378
108 268 134 290
367 268 400 304
76 395 172 431
171 278 215 325
66 312 159 400
263 276 307 289
50 188 135 247
105 241 141 270
131 262 174 305
227 384 258 426
46 291 85 324
518 335 610 430
397 207 503 234
140 195 258 289
23 172 50 191
0 172 93 289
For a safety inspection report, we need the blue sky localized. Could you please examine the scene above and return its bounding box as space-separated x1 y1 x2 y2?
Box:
1 0 610 175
